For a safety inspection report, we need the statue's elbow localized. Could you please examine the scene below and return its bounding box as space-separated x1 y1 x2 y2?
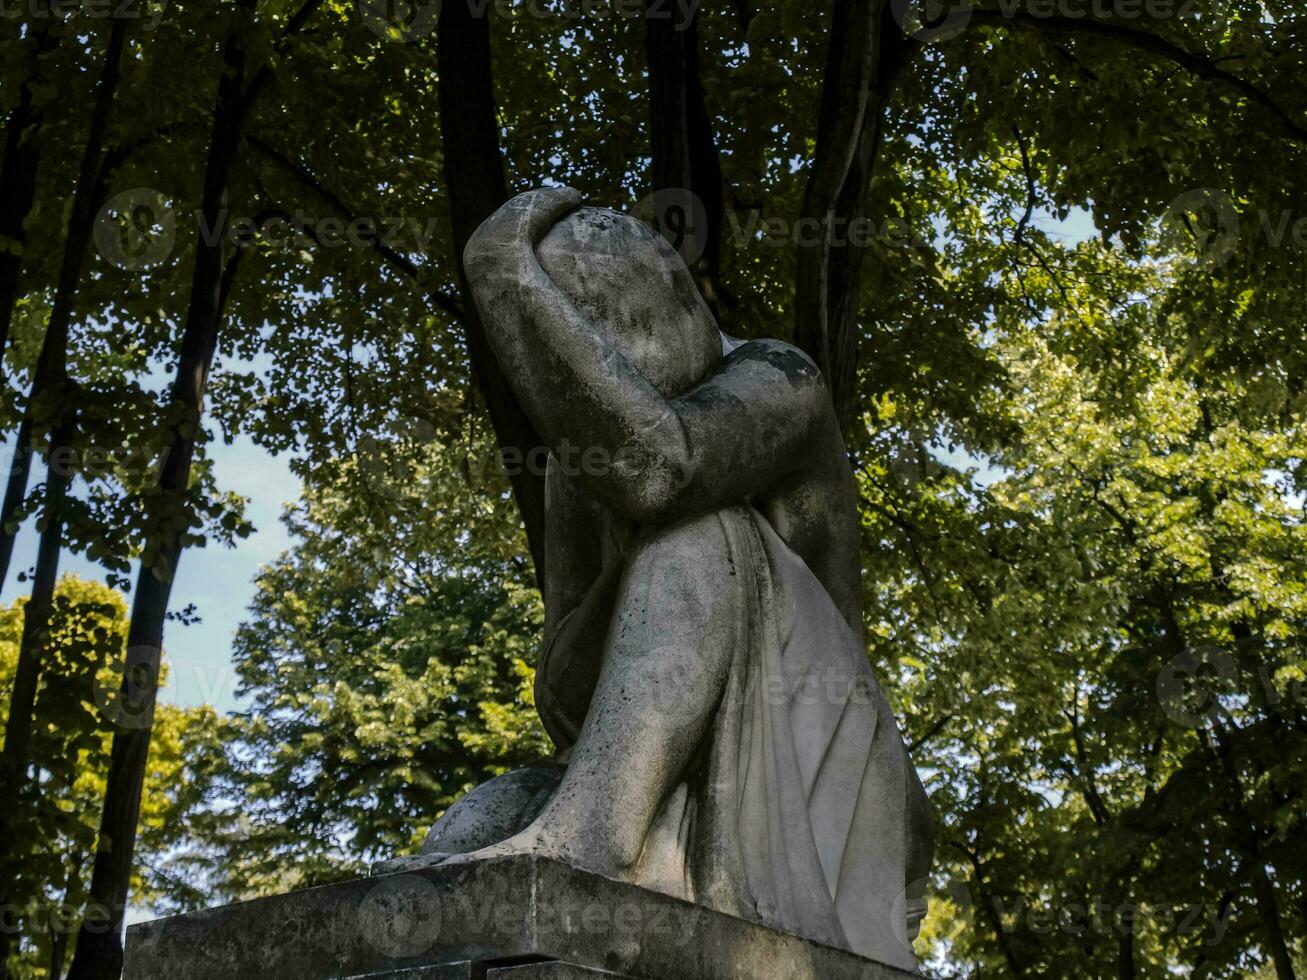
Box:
601 455 694 527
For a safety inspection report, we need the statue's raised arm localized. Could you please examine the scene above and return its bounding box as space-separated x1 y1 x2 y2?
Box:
464 187 835 525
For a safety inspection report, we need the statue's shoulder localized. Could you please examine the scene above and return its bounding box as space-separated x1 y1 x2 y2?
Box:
723 337 825 388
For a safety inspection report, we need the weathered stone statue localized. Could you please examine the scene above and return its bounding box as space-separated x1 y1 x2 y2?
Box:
379 188 934 971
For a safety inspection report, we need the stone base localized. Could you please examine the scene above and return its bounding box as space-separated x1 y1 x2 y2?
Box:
124 856 920 980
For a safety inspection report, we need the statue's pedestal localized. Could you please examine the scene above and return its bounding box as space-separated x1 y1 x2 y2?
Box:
124 856 919 979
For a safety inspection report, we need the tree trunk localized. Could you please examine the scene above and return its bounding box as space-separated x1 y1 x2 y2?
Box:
644 0 725 318
0 422 70 792
436 0 549 585
0 413 35 590
0 16 59 364
0 421 69 980
0 8 128 796
1117 920 1136 979
793 0 907 429
1156 584 1296 978
65 3 256 973
960 848 1027 978
0 16 129 976
1250 859 1298 980
1211 724 1297 980
48 855 81 980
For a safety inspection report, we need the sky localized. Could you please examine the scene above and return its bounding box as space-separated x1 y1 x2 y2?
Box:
0 432 299 714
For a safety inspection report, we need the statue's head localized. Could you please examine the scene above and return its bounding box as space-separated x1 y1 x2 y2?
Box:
537 207 721 397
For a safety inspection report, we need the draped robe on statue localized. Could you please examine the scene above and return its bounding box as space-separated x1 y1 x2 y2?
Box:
533 503 921 971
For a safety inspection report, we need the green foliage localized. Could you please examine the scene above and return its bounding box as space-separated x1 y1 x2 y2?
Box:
0 577 219 978
169 425 549 901
861 245 1306 976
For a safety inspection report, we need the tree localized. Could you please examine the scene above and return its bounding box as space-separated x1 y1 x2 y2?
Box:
860 238 1305 976
68 2 330 974
0 6 131 860
0 7 61 366
0 576 220 979
174 426 548 898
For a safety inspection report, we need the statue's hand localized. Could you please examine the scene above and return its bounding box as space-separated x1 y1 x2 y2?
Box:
369 852 451 876
464 186 582 274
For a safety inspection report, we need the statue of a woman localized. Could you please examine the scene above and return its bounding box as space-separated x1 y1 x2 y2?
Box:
380 188 933 970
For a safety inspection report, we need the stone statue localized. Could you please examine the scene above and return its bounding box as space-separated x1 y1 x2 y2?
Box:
377 188 934 971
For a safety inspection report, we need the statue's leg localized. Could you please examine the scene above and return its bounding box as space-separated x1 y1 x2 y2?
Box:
532 510 740 873
437 510 740 878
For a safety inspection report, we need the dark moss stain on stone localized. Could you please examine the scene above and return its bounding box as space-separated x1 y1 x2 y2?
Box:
754 343 819 386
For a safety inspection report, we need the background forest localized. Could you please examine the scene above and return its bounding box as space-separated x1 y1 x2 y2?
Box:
0 0 1304 977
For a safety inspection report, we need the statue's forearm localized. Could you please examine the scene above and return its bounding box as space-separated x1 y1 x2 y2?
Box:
465 191 693 520
464 189 830 525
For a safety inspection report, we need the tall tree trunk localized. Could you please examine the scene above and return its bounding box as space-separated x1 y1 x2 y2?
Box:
957 842 1027 978
436 0 549 585
0 413 34 589
1210 723 1298 980
793 0 907 428
1118 920 1136 979
48 855 81 980
1163 448 1302 980
1249 859 1297 980
65 3 258 973
0 17 129 977
644 0 725 317
1065 705 1140 977
1161 573 1297 980
0 15 59 364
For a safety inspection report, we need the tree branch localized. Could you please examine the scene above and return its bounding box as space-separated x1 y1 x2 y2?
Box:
246 133 463 320
965 10 1307 145
241 0 330 110
909 712 953 752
